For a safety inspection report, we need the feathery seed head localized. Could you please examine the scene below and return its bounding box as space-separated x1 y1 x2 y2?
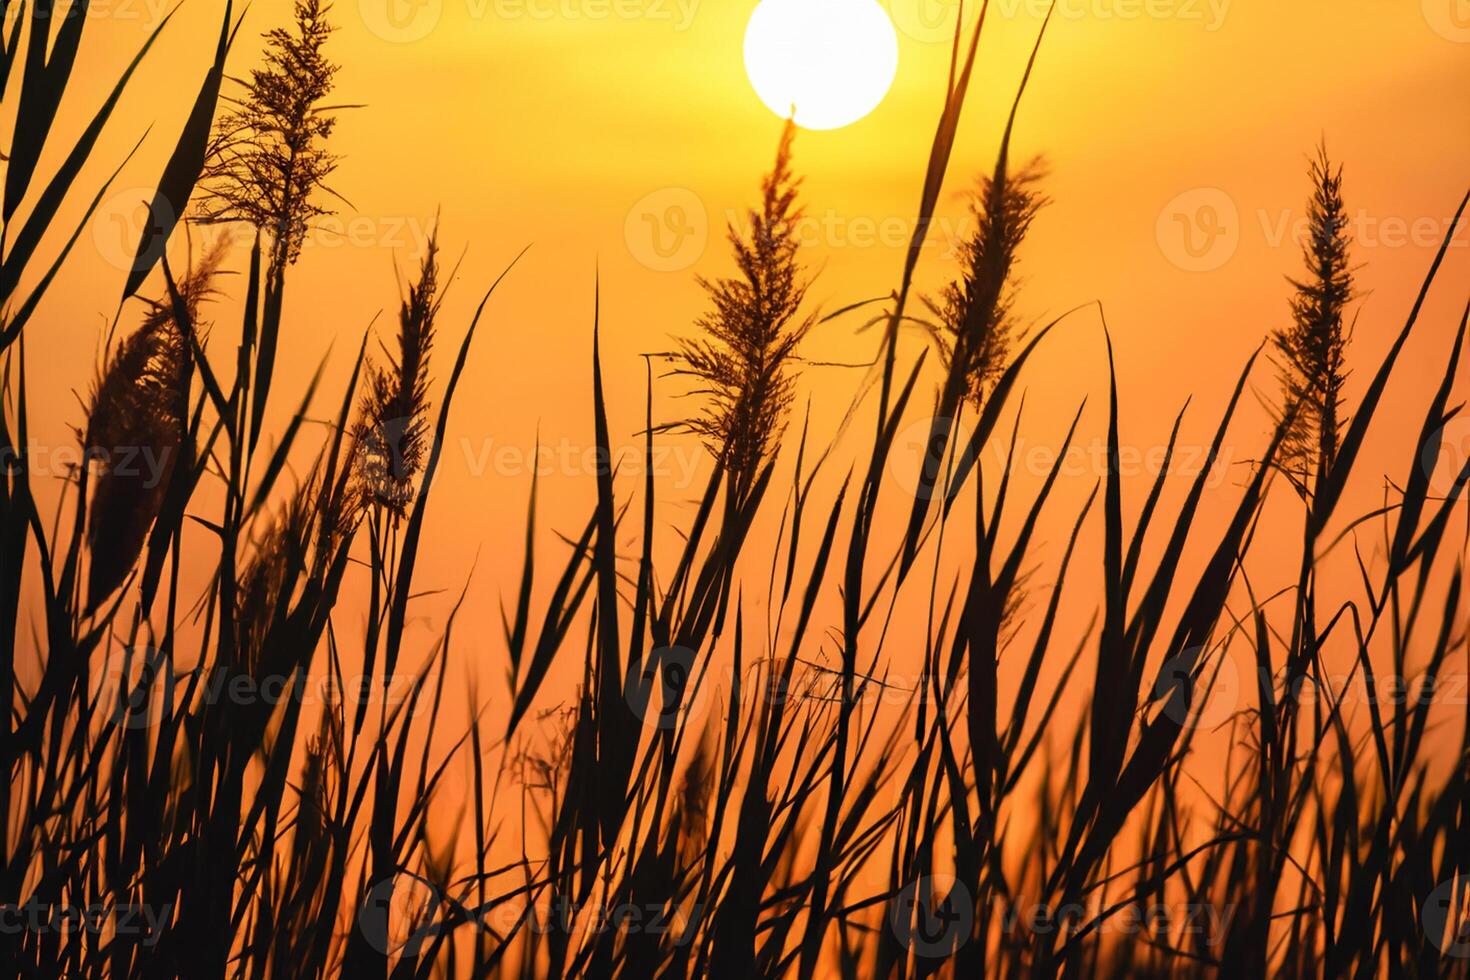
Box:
1272 143 1355 482
352 234 441 518
926 158 1048 408
83 244 225 612
672 121 814 491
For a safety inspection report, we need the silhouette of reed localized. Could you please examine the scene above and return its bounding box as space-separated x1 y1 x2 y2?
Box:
668 120 815 501
921 159 1048 408
1272 143 1356 490
1 4 1467 979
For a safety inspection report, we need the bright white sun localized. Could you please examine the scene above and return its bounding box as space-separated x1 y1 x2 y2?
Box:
744 0 899 131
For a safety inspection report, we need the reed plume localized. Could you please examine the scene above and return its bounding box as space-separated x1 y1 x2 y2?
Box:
270 702 342 972
1272 143 1354 483
199 0 340 269
675 728 713 864
82 245 225 611
671 121 814 495
235 489 313 671
352 235 441 518
925 160 1048 407
294 704 340 860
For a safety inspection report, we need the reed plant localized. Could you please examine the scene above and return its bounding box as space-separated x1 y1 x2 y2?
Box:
0 3 1466 979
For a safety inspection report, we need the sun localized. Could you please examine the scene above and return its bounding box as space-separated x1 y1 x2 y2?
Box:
743 0 900 131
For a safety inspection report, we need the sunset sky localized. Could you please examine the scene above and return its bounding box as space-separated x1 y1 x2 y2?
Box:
10 2 1470 972
27 0 1470 723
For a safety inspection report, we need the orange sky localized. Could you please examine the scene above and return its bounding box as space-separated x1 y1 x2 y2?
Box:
21 0 1470 781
